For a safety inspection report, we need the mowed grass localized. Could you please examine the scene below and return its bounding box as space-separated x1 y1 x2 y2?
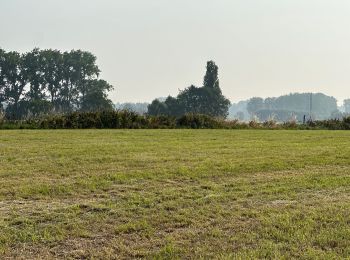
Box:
0 130 350 259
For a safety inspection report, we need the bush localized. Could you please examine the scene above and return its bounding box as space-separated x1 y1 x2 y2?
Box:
248 120 260 129
262 120 278 129
149 116 176 129
342 116 350 130
177 114 223 129
282 120 298 129
2 110 350 130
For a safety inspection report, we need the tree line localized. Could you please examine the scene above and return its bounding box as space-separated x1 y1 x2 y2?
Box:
0 48 114 119
2 48 348 122
2 109 350 130
246 93 339 121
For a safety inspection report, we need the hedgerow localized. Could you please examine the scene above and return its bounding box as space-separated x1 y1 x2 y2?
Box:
1 110 350 130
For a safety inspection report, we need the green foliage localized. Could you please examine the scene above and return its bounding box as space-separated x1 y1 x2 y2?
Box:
3 111 350 130
147 99 170 116
177 113 223 129
0 48 113 119
310 117 350 130
148 61 230 118
203 60 220 89
80 79 114 112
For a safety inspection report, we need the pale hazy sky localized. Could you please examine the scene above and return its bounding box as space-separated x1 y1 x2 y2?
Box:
1 0 350 103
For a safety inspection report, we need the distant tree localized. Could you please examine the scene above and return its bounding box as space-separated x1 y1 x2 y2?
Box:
41 49 64 111
80 79 114 112
23 48 51 117
330 110 344 120
247 97 264 115
0 48 114 118
272 93 337 119
264 97 276 110
147 99 169 116
2 51 29 119
56 51 73 112
228 100 249 120
344 99 350 113
148 61 230 118
24 48 45 101
177 85 205 114
201 61 230 117
0 49 6 111
115 102 149 114
203 60 220 89
59 50 100 112
247 93 337 121
164 96 184 116
235 111 245 121
69 50 100 108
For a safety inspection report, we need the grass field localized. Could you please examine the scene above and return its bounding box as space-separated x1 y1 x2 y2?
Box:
0 130 350 259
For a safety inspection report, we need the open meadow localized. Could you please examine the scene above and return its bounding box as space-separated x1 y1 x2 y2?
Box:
0 130 350 259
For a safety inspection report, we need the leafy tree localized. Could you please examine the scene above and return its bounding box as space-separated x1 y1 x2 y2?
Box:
57 50 100 112
2 51 29 119
147 99 169 115
247 93 338 121
41 49 63 111
0 48 6 110
58 51 79 112
80 79 114 112
200 61 230 117
164 96 184 116
0 48 114 118
24 48 45 101
247 97 264 115
148 61 230 118
22 48 50 117
69 50 100 108
203 60 220 89
177 85 204 114
177 85 230 117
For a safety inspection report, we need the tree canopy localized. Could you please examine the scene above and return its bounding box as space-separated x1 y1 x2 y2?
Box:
0 48 114 119
247 93 338 121
148 61 230 118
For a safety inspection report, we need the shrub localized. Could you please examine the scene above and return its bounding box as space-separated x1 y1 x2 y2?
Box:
282 120 298 129
2 110 350 130
262 120 278 129
177 114 223 129
343 116 350 130
248 120 260 129
149 116 176 129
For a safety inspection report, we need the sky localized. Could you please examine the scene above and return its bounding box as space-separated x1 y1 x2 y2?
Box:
1 0 350 104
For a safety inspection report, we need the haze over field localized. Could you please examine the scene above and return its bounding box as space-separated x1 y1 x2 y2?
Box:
1 0 350 103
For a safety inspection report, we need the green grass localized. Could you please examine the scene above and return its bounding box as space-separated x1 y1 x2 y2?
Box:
0 130 350 259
